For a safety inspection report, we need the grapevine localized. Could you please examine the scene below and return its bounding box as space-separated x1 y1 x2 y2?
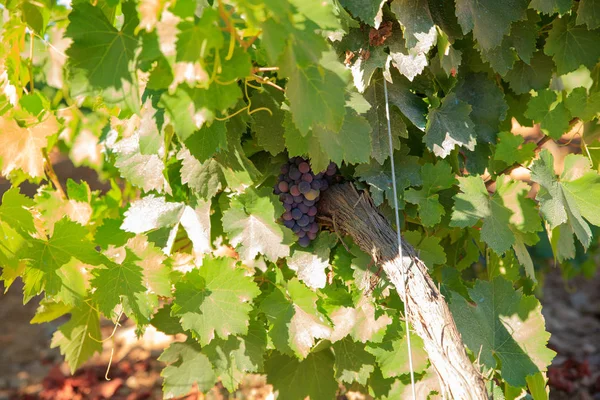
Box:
0 0 599 399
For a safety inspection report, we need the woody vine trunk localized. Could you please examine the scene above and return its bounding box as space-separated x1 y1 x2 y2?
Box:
319 182 488 400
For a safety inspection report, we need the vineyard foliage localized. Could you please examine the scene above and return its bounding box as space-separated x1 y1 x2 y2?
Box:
1 0 600 398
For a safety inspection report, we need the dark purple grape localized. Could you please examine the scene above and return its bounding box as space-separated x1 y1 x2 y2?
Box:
308 206 317 216
320 180 329 191
296 230 306 238
278 181 289 193
283 194 294 204
284 219 295 229
326 162 337 175
298 162 310 173
298 181 311 194
281 164 289 174
291 208 303 220
295 158 303 166
298 236 311 247
315 172 323 179
307 231 317 240
308 215 315 223
301 173 313 183
311 180 321 190
284 203 292 212
289 167 301 180
302 224 311 232
292 223 301 233
290 185 300 196
303 199 315 206
298 203 309 213
273 187 281 195
309 222 319 233
293 195 303 203
282 211 293 221
298 215 310 227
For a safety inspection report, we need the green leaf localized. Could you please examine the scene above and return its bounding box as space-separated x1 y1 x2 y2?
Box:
184 120 228 163
66 1 139 89
494 132 537 165
251 88 286 155
449 278 556 387
175 9 223 62
390 0 435 49
451 176 515 254
404 161 456 226
51 302 103 373
0 187 35 235
365 320 428 378
505 52 555 95
329 295 392 343
177 149 226 199
332 337 376 384
544 14 600 75
530 150 600 249
577 0 600 29
350 46 388 93
203 320 267 392
260 279 332 358
159 340 216 398
564 87 600 121
524 89 571 139
31 300 72 324
453 73 508 143
91 250 146 317
287 232 335 289
222 187 291 262
403 231 447 267
529 0 572 15
171 257 260 345
339 0 385 27
265 351 338 400
423 93 476 158
511 11 542 64
288 0 340 29
455 0 528 50
150 304 185 335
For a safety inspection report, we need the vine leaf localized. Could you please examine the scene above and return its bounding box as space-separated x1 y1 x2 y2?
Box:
451 176 515 254
524 89 571 139
203 320 267 392
564 87 600 122
66 1 139 89
530 150 600 250
423 93 476 158
339 0 386 28
494 131 537 166
287 232 336 289
577 0 600 29
0 187 36 236
177 149 226 199
158 340 216 398
403 231 447 268
544 14 600 75
529 0 572 15
505 52 555 95
404 161 456 227
260 279 332 358
171 257 260 345
222 187 291 263
251 88 286 155
330 296 392 343
50 302 103 373
0 114 59 179
390 0 435 50
449 277 556 388
332 337 376 384
455 0 528 50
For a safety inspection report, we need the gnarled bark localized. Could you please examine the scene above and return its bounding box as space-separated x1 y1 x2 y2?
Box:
319 183 488 400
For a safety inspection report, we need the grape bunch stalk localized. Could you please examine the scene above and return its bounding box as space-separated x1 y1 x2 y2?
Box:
274 157 338 247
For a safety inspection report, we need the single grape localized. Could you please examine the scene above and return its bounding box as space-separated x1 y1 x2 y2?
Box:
326 162 337 175
308 215 315 223
291 208 303 220
308 206 317 216
307 231 317 240
295 158 303 166
309 222 319 233
303 199 315 206
311 180 321 190
301 173 313 183
302 224 311 232
298 162 310 174
284 219 295 229
296 230 306 238
289 167 301 180
293 195 304 203
297 203 309 213
292 223 301 233
320 180 329 191
298 215 310 227
283 194 294 204
278 181 289 193
298 236 311 247
281 164 289 174
273 187 281 195
282 211 293 221
290 185 301 196
298 181 311 194
284 203 292 212
304 189 320 201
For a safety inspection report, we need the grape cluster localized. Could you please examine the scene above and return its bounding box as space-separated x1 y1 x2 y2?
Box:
274 157 338 247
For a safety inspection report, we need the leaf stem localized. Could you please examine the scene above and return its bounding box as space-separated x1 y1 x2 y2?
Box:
43 149 67 199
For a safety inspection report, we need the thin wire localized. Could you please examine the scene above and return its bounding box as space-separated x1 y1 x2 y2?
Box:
383 76 417 399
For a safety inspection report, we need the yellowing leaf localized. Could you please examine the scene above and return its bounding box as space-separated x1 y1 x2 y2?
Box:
0 115 58 178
